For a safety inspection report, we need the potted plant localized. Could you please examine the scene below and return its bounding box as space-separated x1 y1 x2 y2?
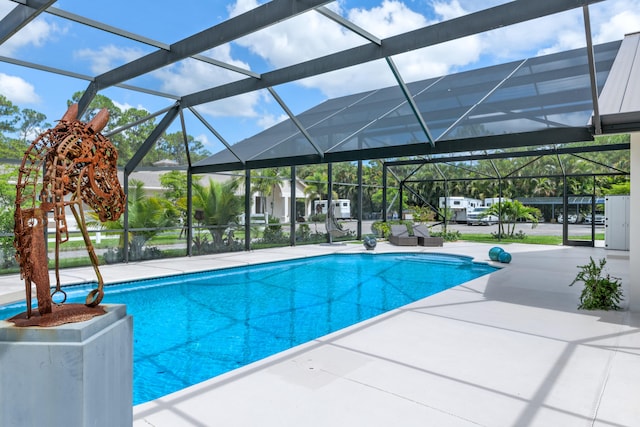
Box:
569 257 623 310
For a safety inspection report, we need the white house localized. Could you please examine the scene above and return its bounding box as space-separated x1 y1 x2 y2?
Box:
242 177 308 224
127 169 309 225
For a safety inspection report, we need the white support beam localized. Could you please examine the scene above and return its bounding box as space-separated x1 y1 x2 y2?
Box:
629 131 640 311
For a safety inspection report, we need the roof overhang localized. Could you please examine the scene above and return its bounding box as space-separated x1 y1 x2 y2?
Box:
596 32 640 133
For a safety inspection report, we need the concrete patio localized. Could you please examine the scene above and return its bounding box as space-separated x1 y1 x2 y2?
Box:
0 241 638 426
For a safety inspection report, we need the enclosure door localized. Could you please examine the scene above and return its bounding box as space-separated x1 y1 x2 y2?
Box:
562 194 595 247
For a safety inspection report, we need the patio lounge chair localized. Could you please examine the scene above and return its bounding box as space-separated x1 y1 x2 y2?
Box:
389 224 418 246
326 209 348 238
412 224 444 247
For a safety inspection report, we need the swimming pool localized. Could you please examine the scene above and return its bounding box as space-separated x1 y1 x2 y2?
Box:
0 252 497 404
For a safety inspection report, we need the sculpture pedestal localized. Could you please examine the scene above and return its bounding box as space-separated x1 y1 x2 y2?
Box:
0 304 132 427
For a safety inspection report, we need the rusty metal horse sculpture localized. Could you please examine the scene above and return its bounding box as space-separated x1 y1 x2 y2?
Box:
12 104 125 325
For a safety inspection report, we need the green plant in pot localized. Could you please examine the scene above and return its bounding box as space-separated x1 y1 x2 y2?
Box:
570 257 623 310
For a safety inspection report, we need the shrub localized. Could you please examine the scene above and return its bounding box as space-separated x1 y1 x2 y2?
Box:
371 221 389 237
492 230 527 240
309 213 326 222
570 257 623 310
409 205 436 222
371 220 412 238
296 224 311 240
103 245 164 263
430 230 460 242
261 226 288 244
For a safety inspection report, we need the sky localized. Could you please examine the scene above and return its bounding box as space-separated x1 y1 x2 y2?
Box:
1 0 640 156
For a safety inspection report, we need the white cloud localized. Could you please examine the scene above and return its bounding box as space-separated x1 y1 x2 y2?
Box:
194 92 262 118
12 0 632 130
62 0 640 127
592 1 640 43
231 3 363 68
217 0 639 125
537 30 588 56
254 0 482 97
112 100 149 112
348 0 432 37
480 0 640 58
153 44 262 118
154 45 247 92
226 0 437 97
73 41 261 117
478 9 583 59
0 73 40 104
0 10 63 56
0 2 9 17
74 45 146 74
432 0 468 20
195 133 211 146
226 0 259 17
257 112 288 129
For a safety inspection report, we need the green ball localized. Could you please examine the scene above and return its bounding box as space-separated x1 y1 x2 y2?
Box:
498 251 512 263
489 247 504 261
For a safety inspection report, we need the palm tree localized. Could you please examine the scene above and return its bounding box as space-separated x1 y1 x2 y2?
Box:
160 170 202 238
531 177 556 197
303 170 328 202
192 178 243 246
333 162 357 203
303 170 338 215
485 200 540 237
95 179 177 260
251 168 284 217
362 161 383 217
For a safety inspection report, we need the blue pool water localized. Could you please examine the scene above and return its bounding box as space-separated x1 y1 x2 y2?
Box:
0 253 496 404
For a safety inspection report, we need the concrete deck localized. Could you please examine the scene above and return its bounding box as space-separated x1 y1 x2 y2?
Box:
1 241 638 426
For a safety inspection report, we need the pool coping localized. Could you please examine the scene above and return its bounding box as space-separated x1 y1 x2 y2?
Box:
1 241 637 427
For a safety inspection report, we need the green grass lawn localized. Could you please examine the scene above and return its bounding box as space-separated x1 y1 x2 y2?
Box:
459 233 604 245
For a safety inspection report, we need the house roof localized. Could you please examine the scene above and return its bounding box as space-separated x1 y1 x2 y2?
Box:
597 32 640 133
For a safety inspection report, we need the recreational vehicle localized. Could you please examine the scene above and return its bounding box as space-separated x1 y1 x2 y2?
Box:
438 197 482 223
483 197 511 207
313 199 351 219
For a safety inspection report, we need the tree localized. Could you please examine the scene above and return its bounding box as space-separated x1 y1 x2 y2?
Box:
69 92 213 167
485 200 540 237
0 108 53 160
155 131 211 165
0 168 18 267
0 137 29 159
111 107 156 166
192 178 243 246
531 176 556 197
70 92 158 167
251 168 284 217
303 170 329 205
95 179 178 259
333 162 358 202
125 180 178 241
17 108 51 144
607 181 630 195
160 170 191 202
70 92 122 128
0 96 22 159
362 160 384 217
160 171 202 237
0 95 18 134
